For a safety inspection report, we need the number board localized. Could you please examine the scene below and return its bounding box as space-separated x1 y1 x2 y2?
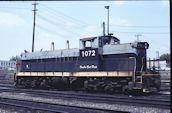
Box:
80 48 98 58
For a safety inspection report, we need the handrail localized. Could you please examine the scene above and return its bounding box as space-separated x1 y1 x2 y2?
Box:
129 57 136 83
141 57 144 73
133 57 136 83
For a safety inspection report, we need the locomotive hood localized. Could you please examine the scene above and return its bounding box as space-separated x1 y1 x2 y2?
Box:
20 48 79 60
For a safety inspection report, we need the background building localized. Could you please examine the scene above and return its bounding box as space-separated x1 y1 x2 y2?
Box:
147 59 170 71
0 60 16 71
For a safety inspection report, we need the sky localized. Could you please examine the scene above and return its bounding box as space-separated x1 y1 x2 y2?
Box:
0 1 170 60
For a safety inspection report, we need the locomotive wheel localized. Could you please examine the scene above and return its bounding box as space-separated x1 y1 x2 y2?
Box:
40 79 48 89
30 79 37 88
120 80 127 84
52 77 61 88
88 84 97 91
25 79 31 88
86 84 96 92
61 77 69 90
104 85 113 93
122 85 128 92
84 80 88 90
97 81 106 91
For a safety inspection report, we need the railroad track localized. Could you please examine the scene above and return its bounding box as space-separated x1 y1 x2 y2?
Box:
0 85 170 109
0 98 67 113
160 70 170 92
0 96 128 113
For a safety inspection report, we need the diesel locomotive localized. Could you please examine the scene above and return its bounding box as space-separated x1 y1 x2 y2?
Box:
14 34 161 93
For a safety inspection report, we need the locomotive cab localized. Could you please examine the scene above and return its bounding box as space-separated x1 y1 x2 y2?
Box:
78 35 121 72
99 35 120 47
79 35 120 49
79 37 98 49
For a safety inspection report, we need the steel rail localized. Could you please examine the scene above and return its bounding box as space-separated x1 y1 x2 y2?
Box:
0 99 68 113
0 87 170 109
0 97 128 113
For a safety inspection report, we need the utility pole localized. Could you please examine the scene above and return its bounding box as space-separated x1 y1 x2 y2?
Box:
156 51 159 59
104 6 110 35
66 40 70 49
102 21 105 36
156 51 160 70
135 34 142 42
51 42 55 51
32 2 38 52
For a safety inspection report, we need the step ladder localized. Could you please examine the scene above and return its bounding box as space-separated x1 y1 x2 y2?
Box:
130 57 144 90
133 72 143 89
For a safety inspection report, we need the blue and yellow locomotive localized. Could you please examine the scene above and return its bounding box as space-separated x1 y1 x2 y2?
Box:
15 34 160 93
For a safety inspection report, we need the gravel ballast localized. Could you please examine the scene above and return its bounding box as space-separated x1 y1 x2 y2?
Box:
0 91 170 113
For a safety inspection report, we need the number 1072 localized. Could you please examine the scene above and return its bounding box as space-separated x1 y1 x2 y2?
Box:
81 50 96 57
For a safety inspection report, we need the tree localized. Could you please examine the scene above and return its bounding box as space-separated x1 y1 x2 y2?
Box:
160 53 170 60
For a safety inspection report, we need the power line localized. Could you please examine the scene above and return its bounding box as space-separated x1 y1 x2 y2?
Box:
38 3 169 37
110 31 170 34
36 24 66 38
37 13 82 36
37 12 100 37
38 10 70 25
39 4 88 27
38 10 84 29
37 14 63 26
0 6 30 9
109 24 169 28
39 10 85 30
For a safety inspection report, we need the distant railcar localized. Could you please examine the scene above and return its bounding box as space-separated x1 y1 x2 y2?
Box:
14 35 160 93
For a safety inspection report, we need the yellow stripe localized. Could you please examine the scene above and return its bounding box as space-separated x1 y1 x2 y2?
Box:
16 71 133 77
